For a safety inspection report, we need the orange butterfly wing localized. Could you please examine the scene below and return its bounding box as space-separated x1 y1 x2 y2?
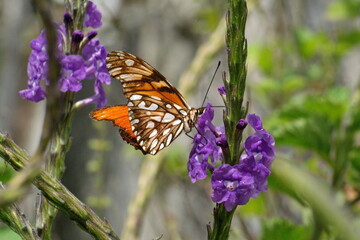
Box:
90 106 146 154
105 51 193 155
106 51 190 110
91 51 199 155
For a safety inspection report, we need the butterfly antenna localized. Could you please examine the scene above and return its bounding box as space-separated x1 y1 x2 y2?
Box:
201 61 221 107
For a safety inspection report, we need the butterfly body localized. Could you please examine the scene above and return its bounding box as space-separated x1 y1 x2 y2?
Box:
90 51 203 155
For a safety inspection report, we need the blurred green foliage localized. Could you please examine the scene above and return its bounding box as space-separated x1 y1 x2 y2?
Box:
327 0 360 20
0 160 15 183
0 227 21 240
163 0 359 238
248 0 359 238
261 218 314 240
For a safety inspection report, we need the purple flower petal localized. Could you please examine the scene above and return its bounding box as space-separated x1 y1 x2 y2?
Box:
211 160 270 211
236 119 248 130
187 103 225 183
19 25 65 102
84 1 102 28
19 85 46 102
247 114 263 131
59 55 86 92
218 85 226 95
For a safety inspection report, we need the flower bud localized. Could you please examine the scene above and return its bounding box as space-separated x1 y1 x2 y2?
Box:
236 119 247 130
71 30 84 53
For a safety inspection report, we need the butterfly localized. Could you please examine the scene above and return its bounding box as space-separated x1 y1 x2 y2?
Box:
90 51 204 155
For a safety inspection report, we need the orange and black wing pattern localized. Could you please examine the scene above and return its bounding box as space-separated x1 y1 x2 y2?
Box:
90 106 146 154
90 51 198 155
106 51 190 110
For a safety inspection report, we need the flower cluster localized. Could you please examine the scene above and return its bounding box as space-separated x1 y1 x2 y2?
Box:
188 103 224 183
19 1 109 108
188 99 275 211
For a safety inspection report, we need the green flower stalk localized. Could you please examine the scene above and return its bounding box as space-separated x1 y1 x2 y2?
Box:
187 1 274 239
223 0 248 165
15 0 110 238
209 0 249 239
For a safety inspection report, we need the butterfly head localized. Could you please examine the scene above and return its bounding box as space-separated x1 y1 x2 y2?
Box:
184 108 205 133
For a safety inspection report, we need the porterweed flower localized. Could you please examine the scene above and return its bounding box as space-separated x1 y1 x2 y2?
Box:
19 27 64 102
82 38 111 85
211 156 271 211
19 1 110 108
245 114 275 168
209 114 274 210
59 55 86 92
188 96 275 211
217 85 226 96
187 103 225 183
84 1 102 28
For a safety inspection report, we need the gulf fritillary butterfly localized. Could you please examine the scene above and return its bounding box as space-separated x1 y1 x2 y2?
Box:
90 51 204 155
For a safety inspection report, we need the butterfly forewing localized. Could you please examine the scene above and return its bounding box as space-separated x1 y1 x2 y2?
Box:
104 51 194 155
106 51 191 110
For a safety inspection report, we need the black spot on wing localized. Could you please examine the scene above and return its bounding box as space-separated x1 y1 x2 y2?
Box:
158 86 175 93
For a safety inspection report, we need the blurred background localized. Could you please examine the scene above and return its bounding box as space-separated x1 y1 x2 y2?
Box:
0 0 359 239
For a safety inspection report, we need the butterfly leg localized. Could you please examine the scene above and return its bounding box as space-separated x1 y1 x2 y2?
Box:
185 132 194 140
193 125 209 146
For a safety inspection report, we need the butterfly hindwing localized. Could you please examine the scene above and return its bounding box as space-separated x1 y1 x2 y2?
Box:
127 95 186 154
90 106 146 154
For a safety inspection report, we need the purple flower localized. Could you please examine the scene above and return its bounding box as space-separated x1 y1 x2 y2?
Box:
19 5 110 107
187 103 224 183
75 79 107 108
84 1 102 28
19 26 65 102
211 159 270 211
82 39 110 85
209 113 275 211
18 84 46 102
218 85 226 95
59 55 86 92
236 119 248 130
216 134 228 148
244 114 275 168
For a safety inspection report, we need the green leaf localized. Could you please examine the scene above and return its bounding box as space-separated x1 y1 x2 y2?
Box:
327 0 360 20
348 147 360 188
268 87 350 163
241 194 266 215
0 227 21 240
257 47 274 74
0 160 16 183
261 218 311 240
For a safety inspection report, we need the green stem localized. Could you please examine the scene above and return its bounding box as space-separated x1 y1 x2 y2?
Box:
37 75 76 240
0 184 40 240
223 0 248 165
209 205 236 240
209 0 248 239
271 157 358 240
0 133 120 240
331 85 360 189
